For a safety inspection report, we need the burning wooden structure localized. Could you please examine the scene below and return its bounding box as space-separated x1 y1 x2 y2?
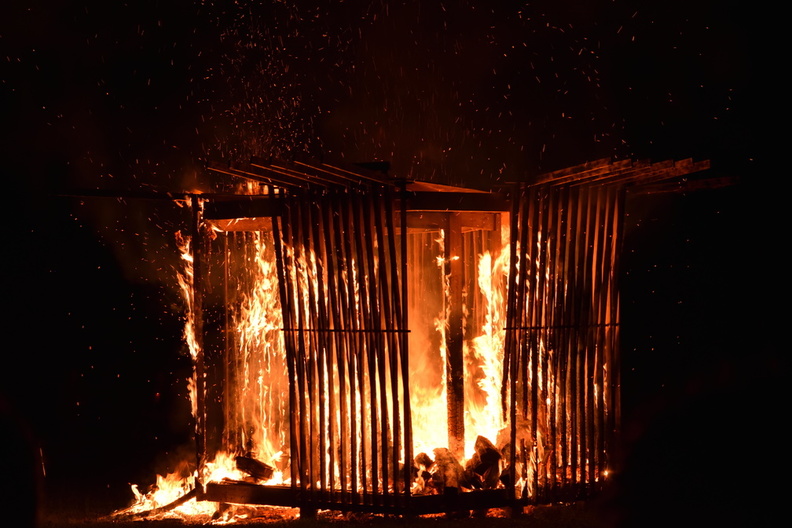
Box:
183 156 709 515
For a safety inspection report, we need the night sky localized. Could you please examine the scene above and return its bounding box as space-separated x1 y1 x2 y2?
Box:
1 0 780 524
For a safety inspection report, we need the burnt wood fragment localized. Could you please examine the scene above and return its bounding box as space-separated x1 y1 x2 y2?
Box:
414 452 434 469
462 436 503 489
235 455 275 482
432 448 465 489
112 488 199 521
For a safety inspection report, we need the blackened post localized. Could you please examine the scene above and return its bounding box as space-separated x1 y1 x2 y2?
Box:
190 194 207 497
445 214 465 461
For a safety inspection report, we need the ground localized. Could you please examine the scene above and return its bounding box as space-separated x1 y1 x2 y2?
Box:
35 501 612 528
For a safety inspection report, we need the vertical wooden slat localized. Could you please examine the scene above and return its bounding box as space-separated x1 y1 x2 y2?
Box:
518 187 532 501
581 185 593 493
341 192 362 503
307 197 331 497
536 187 551 502
398 182 412 499
588 186 605 490
293 198 312 499
337 194 362 503
546 186 562 500
606 186 625 478
504 185 521 501
581 186 594 491
358 194 379 502
561 187 571 495
374 187 402 499
380 185 408 498
360 190 387 503
290 197 315 500
347 193 373 502
221 233 232 452
527 187 540 501
270 200 300 489
550 187 563 495
298 198 320 495
323 190 348 502
558 185 572 496
570 185 586 491
594 186 612 488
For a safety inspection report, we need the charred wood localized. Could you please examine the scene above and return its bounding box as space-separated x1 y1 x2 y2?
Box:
474 435 502 466
433 447 477 491
112 488 199 521
414 452 434 470
235 455 275 482
463 436 502 489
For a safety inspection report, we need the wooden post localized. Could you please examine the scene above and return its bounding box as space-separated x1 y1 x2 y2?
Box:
190 194 207 497
445 214 465 460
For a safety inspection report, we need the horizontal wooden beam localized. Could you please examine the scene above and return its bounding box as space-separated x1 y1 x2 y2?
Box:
207 209 504 233
204 482 296 507
395 211 501 232
202 193 510 233
202 196 283 220
404 191 510 212
203 481 513 513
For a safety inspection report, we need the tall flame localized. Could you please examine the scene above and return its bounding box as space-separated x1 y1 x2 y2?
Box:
224 230 288 468
408 232 449 457
463 249 509 454
175 230 200 419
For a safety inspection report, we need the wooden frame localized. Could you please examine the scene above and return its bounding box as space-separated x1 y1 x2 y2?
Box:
187 156 712 515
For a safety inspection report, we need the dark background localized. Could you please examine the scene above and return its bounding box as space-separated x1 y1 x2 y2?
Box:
1 1 779 525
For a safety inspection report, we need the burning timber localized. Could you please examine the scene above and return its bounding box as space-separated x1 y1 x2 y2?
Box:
116 156 714 520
